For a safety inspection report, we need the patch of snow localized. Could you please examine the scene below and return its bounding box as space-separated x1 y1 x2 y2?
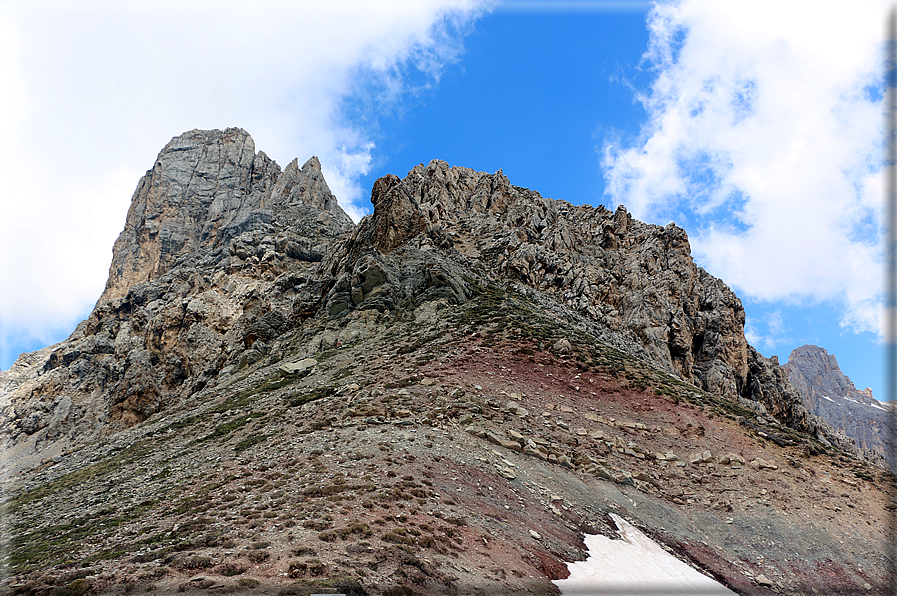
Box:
553 513 736 595
826 394 886 410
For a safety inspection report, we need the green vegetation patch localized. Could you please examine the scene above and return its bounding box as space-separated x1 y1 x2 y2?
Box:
854 468 875 482
457 285 509 329
3 440 155 513
301 482 375 498
9 498 159 573
234 434 270 453
208 387 265 414
196 412 265 443
278 577 366 596
256 374 303 393
286 385 337 408
166 415 200 431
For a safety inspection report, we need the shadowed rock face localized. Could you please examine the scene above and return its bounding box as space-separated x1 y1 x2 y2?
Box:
1 129 892 596
785 344 896 471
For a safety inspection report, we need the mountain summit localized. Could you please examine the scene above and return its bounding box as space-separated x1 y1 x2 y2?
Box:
784 344 895 472
1 130 892 595
101 128 352 304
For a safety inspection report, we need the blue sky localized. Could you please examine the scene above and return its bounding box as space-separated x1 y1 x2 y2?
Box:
0 0 888 400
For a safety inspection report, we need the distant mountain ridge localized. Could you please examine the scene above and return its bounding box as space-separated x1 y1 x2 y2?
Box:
784 344 895 471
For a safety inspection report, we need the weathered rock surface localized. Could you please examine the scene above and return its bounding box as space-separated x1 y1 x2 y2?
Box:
328 160 827 439
1 128 354 469
1 129 892 596
102 128 351 304
785 344 896 471
0 130 876 477
2 138 842 469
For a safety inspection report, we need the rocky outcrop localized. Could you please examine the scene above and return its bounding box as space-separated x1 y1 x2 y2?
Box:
328 160 810 430
785 345 895 471
1 129 355 468
101 128 351 303
0 131 841 474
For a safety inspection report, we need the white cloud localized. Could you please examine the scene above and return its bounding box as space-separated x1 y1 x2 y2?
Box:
0 0 488 366
602 0 888 336
745 309 789 352
496 0 653 12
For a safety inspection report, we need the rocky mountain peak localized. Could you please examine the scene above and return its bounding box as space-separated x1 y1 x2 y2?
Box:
784 344 893 470
333 159 809 427
785 345 870 406
269 155 348 221
100 129 351 305
1 131 860 466
100 128 264 303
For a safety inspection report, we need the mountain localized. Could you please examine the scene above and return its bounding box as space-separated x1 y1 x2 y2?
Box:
1 129 893 596
784 344 896 472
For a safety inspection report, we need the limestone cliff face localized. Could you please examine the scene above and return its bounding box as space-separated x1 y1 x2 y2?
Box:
0 130 354 469
0 131 842 472
101 128 351 303
785 345 895 470
327 160 807 429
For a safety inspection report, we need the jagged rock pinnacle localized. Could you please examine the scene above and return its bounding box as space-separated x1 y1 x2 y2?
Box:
100 129 351 304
